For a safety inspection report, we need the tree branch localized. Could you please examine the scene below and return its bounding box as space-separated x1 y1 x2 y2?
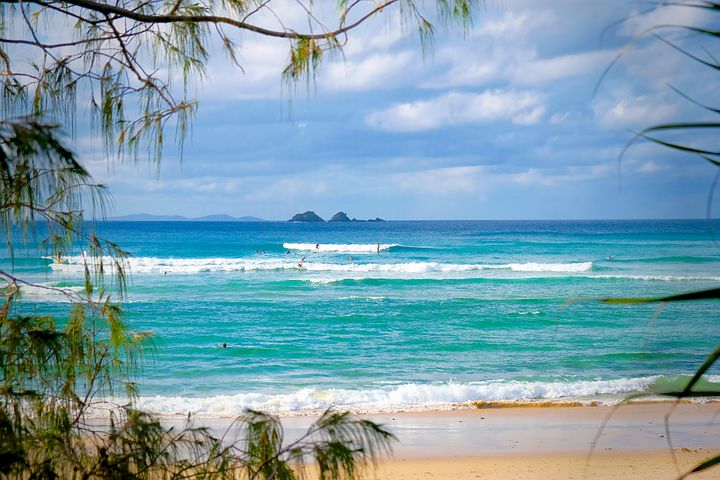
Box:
2 0 401 40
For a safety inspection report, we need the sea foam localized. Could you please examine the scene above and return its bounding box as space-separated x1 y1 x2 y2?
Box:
127 376 696 417
283 243 398 253
49 256 593 276
16 282 84 303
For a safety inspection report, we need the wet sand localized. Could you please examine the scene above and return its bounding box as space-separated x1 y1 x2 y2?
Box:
176 402 720 479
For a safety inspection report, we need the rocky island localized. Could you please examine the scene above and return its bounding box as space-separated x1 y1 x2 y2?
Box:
288 211 325 222
328 212 351 222
328 211 385 222
289 211 386 222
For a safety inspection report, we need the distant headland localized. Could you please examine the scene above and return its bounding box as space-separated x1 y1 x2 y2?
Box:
288 211 385 223
109 213 266 222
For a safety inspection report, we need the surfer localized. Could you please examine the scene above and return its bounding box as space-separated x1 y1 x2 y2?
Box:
315 243 319 251
54 251 62 264
376 243 380 253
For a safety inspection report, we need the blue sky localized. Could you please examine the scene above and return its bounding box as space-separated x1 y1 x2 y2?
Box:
79 0 718 220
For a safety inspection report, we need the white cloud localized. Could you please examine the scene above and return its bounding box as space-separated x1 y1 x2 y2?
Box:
391 166 487 194
366 90 545 131
424 40 615 89
509 50 616 86
509 163 612 187
321 51 419 91
594 93 676 129
473 10 556 39
618 4 710 38
637 160 668 174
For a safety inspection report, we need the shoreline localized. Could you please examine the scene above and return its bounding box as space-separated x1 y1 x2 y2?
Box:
161 402 720 457
155 402 720 479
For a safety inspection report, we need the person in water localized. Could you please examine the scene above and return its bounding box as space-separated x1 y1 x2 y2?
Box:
376 243 380 253
315 243 319 251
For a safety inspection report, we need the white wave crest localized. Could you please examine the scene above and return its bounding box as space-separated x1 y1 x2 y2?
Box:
132 377 663 417
50 256 593 276
283 243 397 253
16 283 84 303
592 274 720 282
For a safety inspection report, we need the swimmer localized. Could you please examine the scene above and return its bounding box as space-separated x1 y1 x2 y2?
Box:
297 263 303 269
286 250 291 255
221 343 227 348
607 255 614 260
163 271 168 276
301 256 305 262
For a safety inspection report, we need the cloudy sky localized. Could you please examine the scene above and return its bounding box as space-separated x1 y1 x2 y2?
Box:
80 0 718 220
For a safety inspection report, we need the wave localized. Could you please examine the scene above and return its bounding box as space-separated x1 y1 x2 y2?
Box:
613 255 719 264
49 257 593 276
16 282 84 303
283 243 398 253
127 375 717 417
591 274 720 282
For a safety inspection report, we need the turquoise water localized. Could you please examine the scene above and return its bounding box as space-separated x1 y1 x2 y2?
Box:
8 220 720 415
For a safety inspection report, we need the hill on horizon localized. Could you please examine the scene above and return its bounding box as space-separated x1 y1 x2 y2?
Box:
108 213 266 222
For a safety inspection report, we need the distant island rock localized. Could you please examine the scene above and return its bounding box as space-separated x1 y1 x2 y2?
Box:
350 216 386 222
109 213 265 222
287 211 386 222
289 211 325 222
328 211 352 222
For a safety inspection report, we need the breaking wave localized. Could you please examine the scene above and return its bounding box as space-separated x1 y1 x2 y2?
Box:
127 375 716 417
49 256 593 276
283 243 398 253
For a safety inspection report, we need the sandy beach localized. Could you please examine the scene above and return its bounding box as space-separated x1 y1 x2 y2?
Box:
370 450 719 480
178 402 720 479
369 402 720 479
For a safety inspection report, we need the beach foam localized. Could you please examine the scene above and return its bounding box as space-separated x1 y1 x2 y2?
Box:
126 376 712 417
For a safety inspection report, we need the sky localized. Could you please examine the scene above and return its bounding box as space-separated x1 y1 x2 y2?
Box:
75 0 718 220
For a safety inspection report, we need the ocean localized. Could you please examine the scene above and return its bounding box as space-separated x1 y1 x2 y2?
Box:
9 219 720 416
